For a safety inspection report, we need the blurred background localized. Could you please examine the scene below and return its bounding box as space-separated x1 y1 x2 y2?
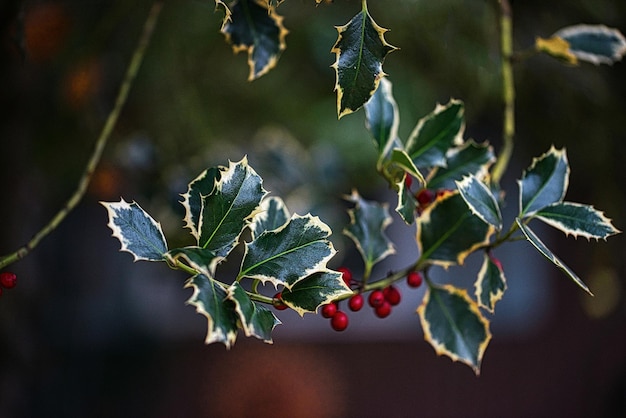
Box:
0 0 625 416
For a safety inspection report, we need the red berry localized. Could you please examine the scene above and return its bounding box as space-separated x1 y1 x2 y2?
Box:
416 189 435 206
407 271 423 288
273 292 288 310
383 285 401 306
375 301 392 318
321 303 338 318
368 290 385 308
490 255 503 271
404 174 413 190
337 267 353 287
330 311 349 331
0 272 17 289
348 294 364 312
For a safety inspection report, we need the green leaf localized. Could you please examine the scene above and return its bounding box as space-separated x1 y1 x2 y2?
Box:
213 0 232 29
228 282 281 343
396 174 418 225
405 100 465 168
364 77 401 159
101 199 168 262
344 190 395 271
519 146 569 217
538 24 626 65
417 192 494 267
221 0 288 80
456 175 503 230
389 149 425 185
186 274 239 348
533 202 620 240
239 214 336 289
475 253 507 313
417 283 491 375
427 140 495 190
331 1 397 118
181 167 220 242
280 271 352 316
250 196 290 239
199 157 267 258
516 219 593 295
165 246 221 278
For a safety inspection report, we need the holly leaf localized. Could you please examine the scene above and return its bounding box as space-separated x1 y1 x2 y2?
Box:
221 0 288 80
250 196 290 239
427 140 495 190
519 146 569 217
186 274 239 348
280 271 352 316
537 24 626 65
102 199 168 262
198 157 267 258
417 192 494 267
165 246 221 278
533 202 620 240
405 100 465 168
389 149 425 185
181 167 220 242
214 0 232 29
228 282 281 343
331 1 397 118
396 175 418 225
418 283 491 375
516 219 593 295
456 175 503 231
239 214 336 290
364 77 401 160
344 190 395 272
475 253 507 313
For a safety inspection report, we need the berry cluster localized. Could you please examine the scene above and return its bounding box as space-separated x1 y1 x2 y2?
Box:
0 272 17 297
405 175 451 216
320 267 424 332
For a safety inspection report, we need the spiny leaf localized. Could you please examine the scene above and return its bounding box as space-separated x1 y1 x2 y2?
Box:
250 196 290 239
344 190 395 271
221 0 288 80
518 146 569 217
364 77 401 160
331 1 397 118
456 175 503 231
427 140 495 190
396 174 418 225
213 0 232 29
516 219 593 295
228 282 281 343
239 214 336 290
418 283 491 375
537 24 626 65
417 192 494 267
181 167 220 242
533 202 620 240
405 100 465 168
199 157 267 258
186 274 239 348
280 271 352 316
101 199 168 262
475 253 507 313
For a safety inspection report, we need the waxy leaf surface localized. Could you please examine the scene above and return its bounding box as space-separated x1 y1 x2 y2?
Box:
364 77 400 158
538 24 626 65
165 246 220 278
228 282 281 343
181 167 220 242
475 253 507 313
519 147 569 217
396 175 418 225
427 141 495 190
280 271 352 316
102 199 168 262
456 175 502 230
418 284 491 375
534 202 620 240
250 196 290 239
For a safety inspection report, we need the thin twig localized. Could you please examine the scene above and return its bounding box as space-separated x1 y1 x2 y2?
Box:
0 2 164 270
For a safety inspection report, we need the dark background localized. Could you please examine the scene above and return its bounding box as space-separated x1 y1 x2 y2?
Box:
1 1 625 416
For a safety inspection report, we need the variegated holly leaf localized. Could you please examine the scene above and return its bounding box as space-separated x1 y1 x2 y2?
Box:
456 175 502 231
519 146 569 218
250 196 290 239
389 149 425 185
516 219 592 295
344 190 395 272
417 192 494 267
418 283 491 375
239 214 336 289
198 157 267 258
181 167 220 242
537 24 626 65
221 0 288 80
280 271 352 316
364 77 401 160
228 282 281 343
186 274 239 348
405 100 465 168
214 0 232 29
165 246 221 278
102 199 168 262
533 202 620 240
428 140 495 190
475 253 507 313
331 1 397 118
396 174 418 225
